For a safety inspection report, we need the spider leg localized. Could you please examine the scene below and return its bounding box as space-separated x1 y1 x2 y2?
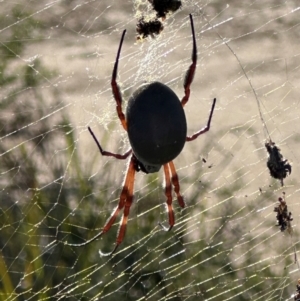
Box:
181 14 197 107
88 126 132 159
66 155 136 256
169 161 185 208
111 30 128 131
159 163 175 232
186 98 216 142
107 156 136 255
66 196 125 248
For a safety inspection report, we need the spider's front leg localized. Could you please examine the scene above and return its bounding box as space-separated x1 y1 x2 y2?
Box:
100 155 136 256
160 161 185 232
169 161 185 208
66 155 136 256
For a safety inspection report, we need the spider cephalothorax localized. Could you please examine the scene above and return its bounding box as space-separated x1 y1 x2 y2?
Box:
265 140 291 186
68 15 216 255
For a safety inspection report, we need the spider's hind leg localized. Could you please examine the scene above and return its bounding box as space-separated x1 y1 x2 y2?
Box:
181 14 197 107
111 30 128 131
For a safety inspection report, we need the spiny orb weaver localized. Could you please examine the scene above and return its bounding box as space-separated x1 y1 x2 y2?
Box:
70 14 216 255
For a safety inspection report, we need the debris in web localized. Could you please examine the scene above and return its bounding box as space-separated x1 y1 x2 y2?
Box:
136 17 164 40
265 140 292 186
148 0 182 20
293 279 300 301
135 0 182 40
274 192 293 233
2 2 300 301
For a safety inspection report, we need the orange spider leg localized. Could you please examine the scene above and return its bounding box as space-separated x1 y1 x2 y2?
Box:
159 163 175 232
107 155 136 255
181 14 197 107
169 161 185 208
186 98 216 142
111 29 127 131
66 156 135 252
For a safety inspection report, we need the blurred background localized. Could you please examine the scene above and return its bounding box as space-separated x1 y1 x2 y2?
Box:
0 1 300 300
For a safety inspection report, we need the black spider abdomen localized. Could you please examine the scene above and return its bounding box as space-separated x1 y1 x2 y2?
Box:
126 82 187 169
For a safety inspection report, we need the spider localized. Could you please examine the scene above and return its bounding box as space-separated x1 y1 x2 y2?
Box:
265 140 291 186
68 14 216 255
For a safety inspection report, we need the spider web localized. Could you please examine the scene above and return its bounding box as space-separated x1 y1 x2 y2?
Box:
1 0 300 300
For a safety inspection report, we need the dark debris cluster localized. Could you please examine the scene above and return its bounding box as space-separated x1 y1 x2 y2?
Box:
274 192 293 232
294 280 300 301
149 0 182 19
265 140 291 186
136 17 164 40
136 0 182 40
